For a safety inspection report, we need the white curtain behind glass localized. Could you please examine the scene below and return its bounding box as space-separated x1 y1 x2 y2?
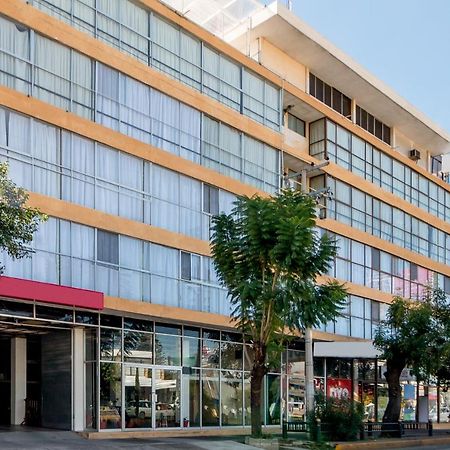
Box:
150 243 179 306
33 120 60 197
150 89 180 155
96 0 120 48
71 51 93 119
179 176 202 239
95 144 119 216
180 32 201 90
202 46 220 101
179 103 201 162
152 15 180 79
96 64 120 130
119 152 144 222
121 1 149 62
220 56 241 111
0 16 30 94
151 165 179 234
61 131 95 208
120 75 151 144
220 122 241 180
243 70 264 123
6 111 32 190
34 35 71 111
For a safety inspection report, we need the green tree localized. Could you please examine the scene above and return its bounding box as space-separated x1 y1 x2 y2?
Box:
211 189 346 437
374 288 450 423
0 162 47 273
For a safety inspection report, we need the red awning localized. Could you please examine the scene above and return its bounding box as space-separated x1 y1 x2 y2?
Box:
0 276 104 310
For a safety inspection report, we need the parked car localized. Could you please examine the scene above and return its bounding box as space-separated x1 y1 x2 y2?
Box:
126 400 151 419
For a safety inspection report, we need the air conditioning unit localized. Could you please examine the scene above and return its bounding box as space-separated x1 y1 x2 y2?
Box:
409 149 421 161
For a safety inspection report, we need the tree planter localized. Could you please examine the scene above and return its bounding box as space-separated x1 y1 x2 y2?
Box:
245 437 280 450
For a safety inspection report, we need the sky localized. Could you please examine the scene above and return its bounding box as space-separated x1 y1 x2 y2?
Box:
290 0 450 137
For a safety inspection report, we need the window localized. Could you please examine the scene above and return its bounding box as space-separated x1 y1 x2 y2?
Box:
371 249 380 271
203 184 219 215
309 74 351 118
181 251 201 281
97 230 119 264
287 113 305 137
356 105 391 145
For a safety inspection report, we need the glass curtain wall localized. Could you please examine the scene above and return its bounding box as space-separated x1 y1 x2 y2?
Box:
0 105 237 241
86 320 282 430
0 217 230 316
310 118 450 223
0 17 281 194
29 0 282 130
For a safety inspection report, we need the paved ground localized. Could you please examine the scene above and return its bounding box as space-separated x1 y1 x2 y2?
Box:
0 430 258 450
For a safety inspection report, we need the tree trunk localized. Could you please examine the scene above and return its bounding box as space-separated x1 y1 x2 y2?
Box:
382 357 406 424
250 343 267 438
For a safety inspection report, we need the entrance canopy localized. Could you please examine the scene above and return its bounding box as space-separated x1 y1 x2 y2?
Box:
0 276 103 310
314 341 381 359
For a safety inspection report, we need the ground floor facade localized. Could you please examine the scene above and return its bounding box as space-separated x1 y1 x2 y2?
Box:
0 276 448 434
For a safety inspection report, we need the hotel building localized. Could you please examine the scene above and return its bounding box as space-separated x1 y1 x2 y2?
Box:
0 0 449 433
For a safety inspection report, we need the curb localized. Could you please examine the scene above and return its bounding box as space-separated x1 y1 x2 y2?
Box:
335 436 450 450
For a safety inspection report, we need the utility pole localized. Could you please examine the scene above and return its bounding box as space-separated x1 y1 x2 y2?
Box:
284 160 331 418
300 169 315 418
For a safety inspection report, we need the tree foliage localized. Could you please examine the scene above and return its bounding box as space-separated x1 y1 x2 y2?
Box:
211 189 346 436
374 287 450 422
0 162 47 273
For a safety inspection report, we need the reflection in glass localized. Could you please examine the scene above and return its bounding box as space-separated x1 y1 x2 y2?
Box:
155 334 181 366
155 369 180 427
124 331 152 364
85 362 97 429
182 368 200 427
201 339 220 368
100 362 121 429
202 369 220 426
244 373 251 425
85 328 97 361
266 374 281 425
221 370 243 426
124 366 152 428
221 342 242 370
183 337 200 367
100 328 122 361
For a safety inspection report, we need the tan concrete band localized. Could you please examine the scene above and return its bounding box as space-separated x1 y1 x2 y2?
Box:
0 0 282 151
323 161 450 236
104 296 234 330
105 296 369 343
6 0 450 197
1 85 447 242
27 193 211 256
0 86 259 199
321 218 450 278
284 80 450 194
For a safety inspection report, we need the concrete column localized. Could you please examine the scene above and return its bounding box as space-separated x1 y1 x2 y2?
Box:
305 328 314 415
10 337 26 425
72 328 84 431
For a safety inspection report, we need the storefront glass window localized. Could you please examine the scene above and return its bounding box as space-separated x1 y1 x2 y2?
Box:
155 334 181 366
266 374 281 425
202 369 220 426
221 370 243 426
124 366 152 428
100 362 122 429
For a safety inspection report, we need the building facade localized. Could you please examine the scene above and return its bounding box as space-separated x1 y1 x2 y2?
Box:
0 0 449 433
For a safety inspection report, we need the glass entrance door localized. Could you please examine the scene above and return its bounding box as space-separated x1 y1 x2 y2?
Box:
154 368 181 428
124 366 153 429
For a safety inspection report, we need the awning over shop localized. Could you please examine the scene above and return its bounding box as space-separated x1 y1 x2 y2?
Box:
0 276 104 310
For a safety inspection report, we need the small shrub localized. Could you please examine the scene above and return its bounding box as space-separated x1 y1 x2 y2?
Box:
307 392 364 441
